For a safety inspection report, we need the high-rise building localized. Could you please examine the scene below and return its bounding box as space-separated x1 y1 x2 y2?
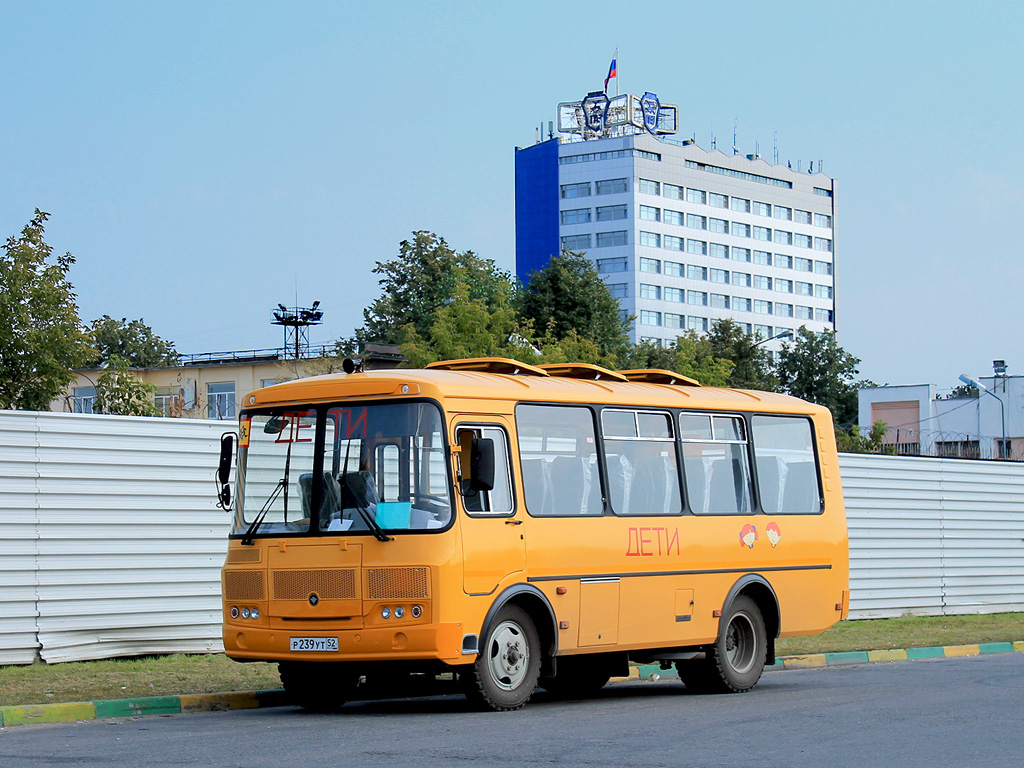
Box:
515 91 835 350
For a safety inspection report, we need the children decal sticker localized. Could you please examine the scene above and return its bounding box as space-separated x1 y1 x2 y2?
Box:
766 521 782 548
739 524 758 549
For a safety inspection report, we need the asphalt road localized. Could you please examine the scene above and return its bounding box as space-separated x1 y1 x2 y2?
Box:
2 655 1021 768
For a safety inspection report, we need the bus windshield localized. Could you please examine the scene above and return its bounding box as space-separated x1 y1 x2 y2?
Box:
234 401 452 537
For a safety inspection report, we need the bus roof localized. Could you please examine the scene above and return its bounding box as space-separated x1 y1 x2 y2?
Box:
245 359 826 417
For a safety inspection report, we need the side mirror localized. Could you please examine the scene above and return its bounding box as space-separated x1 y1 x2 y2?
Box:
469 437 495 492
217 432 236 509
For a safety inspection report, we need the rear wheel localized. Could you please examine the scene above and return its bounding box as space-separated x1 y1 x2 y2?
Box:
542 656 611 699
676 595 766 694
280 662 358 712
463 605 541 711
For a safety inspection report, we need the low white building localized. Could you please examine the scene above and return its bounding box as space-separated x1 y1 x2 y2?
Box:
859 368 1023 460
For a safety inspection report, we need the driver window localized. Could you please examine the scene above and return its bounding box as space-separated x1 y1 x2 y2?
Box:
457 426 514 516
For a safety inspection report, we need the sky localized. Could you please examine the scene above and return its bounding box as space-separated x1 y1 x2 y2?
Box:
2 1 1022 390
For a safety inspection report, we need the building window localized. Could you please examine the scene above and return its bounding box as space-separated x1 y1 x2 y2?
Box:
638 178 660 195
775 253 792 269
664 260 683 276
794 209 812 225
731 197 751 213
733 272 752 288
640 336 662 346
753 201 771 216
663 183 684 201
687 265 708 281
560 182 591 199
640 283 661 300
639 231 660 248
794 257 813 272
709 243 728 259
774 229 793 245
710 293 730 309
753 275 772 291
687 290 708 306
734 297 752 312
665 312 684 329
686 213 707 230
731 247 751 263
561 234 591 250
731 222 751 238
775 278 793 293
796 305 813 320
814 237 833 252
560 207 591 225
664 209 683 226
773 205 792 221
208 382 236 420
597 178 629 195
608 283 628 299
795 233 813 249
753 299 773 315
709 193 728 209
814 213 832 228
754 324 773 339
815 260 833 276
753 250 772 266
753 226 772 241
795 281 813 296
597 257 628 273
665 286 684 303
814 187 832 197
710 268 729 284
640 205 661 222
596 204 628 221
815 284 834 299
641 310 662 326
816 308 834 323
709 217 729 234
688 316 709 332
687 188 706 205
72 386 97 414
597 230 628 247
776 302 794 317
687 239 707 256
260 379 281 388
664 235 684 251
640 257 661 274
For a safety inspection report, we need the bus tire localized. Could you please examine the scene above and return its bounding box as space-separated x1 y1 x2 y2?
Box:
280 661 358 712
541 656 611 699
710 595 768 693
464 605 541 711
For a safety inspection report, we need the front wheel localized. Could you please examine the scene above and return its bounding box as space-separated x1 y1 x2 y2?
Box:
463 605 541 711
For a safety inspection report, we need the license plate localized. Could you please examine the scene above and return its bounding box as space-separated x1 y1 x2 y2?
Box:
290 637 339 652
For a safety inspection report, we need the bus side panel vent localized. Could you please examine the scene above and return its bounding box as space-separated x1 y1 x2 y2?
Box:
273 569 357 600
224 570 266 601
365 567 430 600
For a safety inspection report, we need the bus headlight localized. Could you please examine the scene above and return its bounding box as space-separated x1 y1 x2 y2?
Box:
241 607 251 619
381 607 391 619
394 606 405 619
250 607 260 619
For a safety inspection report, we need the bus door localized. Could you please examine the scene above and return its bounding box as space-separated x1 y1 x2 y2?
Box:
455 420 525 595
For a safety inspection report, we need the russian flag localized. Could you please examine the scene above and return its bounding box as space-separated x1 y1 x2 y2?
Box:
604 52 617 93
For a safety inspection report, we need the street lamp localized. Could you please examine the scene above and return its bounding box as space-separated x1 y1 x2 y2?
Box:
959 374 1007 459
754 329 794 348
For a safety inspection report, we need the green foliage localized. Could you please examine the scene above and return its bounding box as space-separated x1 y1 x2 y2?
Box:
836 420 894 454
358 231 514 346
89 315 179 368
943 384 979 399
516 251 631 360
775 327 862 426
706 319 779 391
621 333 733 387
0 210 94 411
93 357 159 416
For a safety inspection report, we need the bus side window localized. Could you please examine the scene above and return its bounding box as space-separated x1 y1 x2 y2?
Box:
516 405 600 517
458 426 514 516
751 415 822 514
680 413 752 515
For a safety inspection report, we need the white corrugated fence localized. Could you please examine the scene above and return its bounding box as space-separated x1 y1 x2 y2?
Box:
1 411 1022 664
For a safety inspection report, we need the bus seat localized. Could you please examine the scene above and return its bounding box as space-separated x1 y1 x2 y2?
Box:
756 456 783 514
550 456 586 514
299 471 342 519
605 453 633 515
583 456 603 515
521 458 553 516
340 470 378 510
628 452 664 515
683 457 707 514
708 458 749 515
782 461 819 513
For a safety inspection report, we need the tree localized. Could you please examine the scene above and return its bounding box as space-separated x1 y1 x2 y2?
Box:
620 334 733 387
92 357 160 416
775 327 862 426
516 251 631 361
706 319 779 391
836 420 894 454
0 210 94 410
358 231 514 346
89 315 179 368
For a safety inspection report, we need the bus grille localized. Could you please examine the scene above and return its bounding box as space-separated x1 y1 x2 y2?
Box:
226 548 261 564
224 570 265 601
365 567 429 600
273 569 357 600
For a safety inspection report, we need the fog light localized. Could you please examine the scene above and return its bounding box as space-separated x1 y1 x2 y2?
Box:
394 606 405 618
411 605 422 618
250 607 260 619
241 607 251 619
381 607 391 619
230 606 239 619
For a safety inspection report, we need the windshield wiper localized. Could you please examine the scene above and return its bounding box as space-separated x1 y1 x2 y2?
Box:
339 473 390 542
241 478 285 545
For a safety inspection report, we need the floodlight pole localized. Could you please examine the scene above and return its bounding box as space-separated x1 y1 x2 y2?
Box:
959 374 1006 459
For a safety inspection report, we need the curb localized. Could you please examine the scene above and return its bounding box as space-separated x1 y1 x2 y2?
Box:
3 641 1022 728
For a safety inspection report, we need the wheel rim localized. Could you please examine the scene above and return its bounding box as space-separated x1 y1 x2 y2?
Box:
486 620 530 691
725 611 757 674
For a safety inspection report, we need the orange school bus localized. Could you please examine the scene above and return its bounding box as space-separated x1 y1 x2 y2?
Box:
217 358 849 711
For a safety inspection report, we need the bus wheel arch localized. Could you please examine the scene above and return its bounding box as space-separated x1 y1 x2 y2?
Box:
723 574 780 663
479 584 558 678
